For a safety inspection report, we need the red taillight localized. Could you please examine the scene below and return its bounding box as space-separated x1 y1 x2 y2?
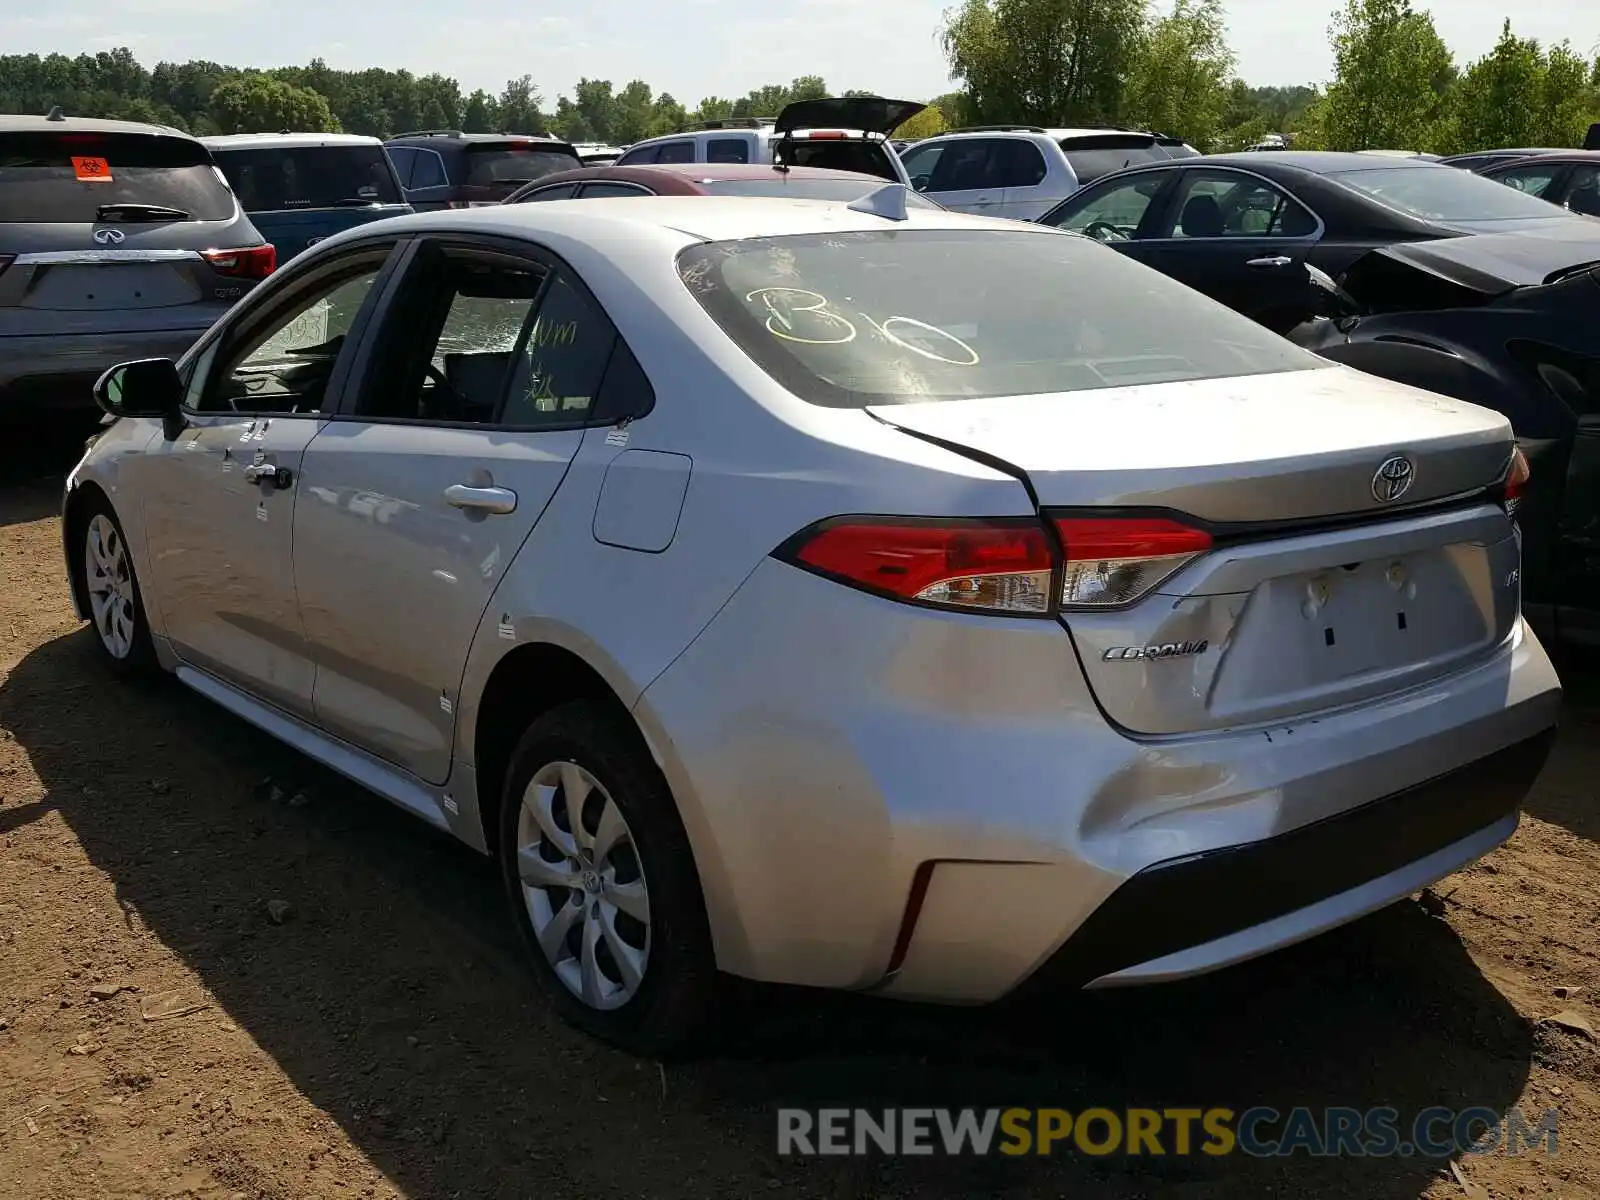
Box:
202 244 276 281
777 513 1215 615
1501 445 1530 519
783 518 1056 615
1054 516 1212 608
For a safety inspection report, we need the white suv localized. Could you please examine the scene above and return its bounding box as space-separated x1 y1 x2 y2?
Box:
900 126 1196 221
615 97 920 186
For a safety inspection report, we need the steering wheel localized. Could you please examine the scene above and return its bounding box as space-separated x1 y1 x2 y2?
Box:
1081 220 1129 243
422 361 467 421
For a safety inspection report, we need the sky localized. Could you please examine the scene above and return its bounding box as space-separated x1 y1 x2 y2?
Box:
2 0 1596 108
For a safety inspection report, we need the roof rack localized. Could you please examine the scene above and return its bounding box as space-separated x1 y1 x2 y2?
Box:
946 124 1046 134
683 117 774 131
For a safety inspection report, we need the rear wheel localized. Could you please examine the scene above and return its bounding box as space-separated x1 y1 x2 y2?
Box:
498 701 718 1056
81 501 156 675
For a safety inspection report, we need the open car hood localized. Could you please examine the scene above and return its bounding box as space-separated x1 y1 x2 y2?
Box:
772 97 926 137
1349 228 1600 303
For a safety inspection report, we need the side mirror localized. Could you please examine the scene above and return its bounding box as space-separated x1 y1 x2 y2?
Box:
94 358 185 439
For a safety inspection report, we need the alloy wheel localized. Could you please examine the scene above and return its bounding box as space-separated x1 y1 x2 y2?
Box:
515 760 652 1011
85 513 136 660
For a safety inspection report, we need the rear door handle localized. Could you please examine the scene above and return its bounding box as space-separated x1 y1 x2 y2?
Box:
1247 255 1294 268
242 462 293 489
444 483 517 515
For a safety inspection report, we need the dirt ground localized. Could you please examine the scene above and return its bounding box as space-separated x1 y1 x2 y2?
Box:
1 427 1597 1200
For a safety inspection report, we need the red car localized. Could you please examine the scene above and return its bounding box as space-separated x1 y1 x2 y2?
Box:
501 162 944 207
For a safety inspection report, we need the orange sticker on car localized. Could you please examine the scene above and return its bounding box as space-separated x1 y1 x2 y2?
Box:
71 156 113 182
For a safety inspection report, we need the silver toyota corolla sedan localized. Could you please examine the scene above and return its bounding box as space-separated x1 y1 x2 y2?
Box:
62 189 1561 1055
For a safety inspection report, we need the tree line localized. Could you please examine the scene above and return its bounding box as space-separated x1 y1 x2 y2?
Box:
943 0 1600 152
1 0 1596 153
0 49 961 145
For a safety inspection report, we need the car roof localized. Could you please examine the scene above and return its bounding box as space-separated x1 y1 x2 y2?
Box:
343 192 1041 247
1485 150 1600 164
1372 225 1600 292
385 132 573 147
202 132 383 150
0 113 191 138
505 163 903 201
1199 150 1440 173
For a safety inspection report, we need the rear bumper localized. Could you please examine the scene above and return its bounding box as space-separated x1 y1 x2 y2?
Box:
1026 727 1552 992
637 559 1562 1002
0 324 215 414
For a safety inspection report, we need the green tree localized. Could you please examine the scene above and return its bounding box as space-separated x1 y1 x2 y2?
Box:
570 78 618 141
1442 23 1594 153
208 73 338 134
648 92 689 137
690 96 734 124
895 103 950 141
1123 0 1234 148
462 88 497 133
942 0 1146 125
611 79 656 143
497 74 543 133
1312 0 1454 151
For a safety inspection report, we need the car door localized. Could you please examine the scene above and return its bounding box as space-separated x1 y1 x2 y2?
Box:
291 237 626 783
908 138 1012 216
1140 167 1324 331
1037 167 1178 249
138 241 397 716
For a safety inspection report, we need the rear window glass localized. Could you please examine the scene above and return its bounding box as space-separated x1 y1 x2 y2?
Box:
1059 135 1167 183
700 178 941 206
1326 166 1572 221
465 146 582 186
771 139 898 180
211 145 401 210
677 228 1317 408
0 131 235 223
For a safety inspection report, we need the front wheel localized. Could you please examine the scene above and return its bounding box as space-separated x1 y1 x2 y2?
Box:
498 701 719 1056
81 501 156 675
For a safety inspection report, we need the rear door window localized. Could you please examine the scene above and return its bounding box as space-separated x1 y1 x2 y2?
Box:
926 139 1009 191
465 145 581 186
1490 162 1565 198
212 145 401 211
1058 135 1167 186
0 131 236 223
653 141 697 164
407 150 448 189
706 138 749 164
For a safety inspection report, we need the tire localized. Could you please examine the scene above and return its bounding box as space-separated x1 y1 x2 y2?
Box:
498 700 719 1056
79 497 157 676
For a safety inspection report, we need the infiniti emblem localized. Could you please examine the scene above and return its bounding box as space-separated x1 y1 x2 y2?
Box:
1371 455 1415 503
92 227 125 246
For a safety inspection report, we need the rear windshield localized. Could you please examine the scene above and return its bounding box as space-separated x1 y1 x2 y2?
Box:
1325 165 1572 221
465 146 582 186
1059 135 1167 183
677 228 1318 408
701 177 940 206
770 138 898 180
0 131 235 223
211 145 401 210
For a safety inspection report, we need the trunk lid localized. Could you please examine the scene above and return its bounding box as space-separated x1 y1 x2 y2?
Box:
871 365 1523 735
773 97 926 137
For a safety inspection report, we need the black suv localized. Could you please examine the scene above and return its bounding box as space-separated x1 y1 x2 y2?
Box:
1 111 273 419
383 131 583 209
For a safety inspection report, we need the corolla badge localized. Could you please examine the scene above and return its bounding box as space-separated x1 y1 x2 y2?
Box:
1103 640 1209 662
92 227 125 246
1371 455 1415 503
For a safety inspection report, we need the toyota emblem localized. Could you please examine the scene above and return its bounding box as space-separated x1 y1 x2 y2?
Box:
92 227 125 246
1371 455 1415 503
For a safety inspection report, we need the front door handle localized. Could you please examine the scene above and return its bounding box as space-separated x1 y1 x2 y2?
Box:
444 483 518 515
1247 255 1294 269
242 462 293 489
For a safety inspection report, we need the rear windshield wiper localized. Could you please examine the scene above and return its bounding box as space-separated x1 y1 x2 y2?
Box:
96 202 191 221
